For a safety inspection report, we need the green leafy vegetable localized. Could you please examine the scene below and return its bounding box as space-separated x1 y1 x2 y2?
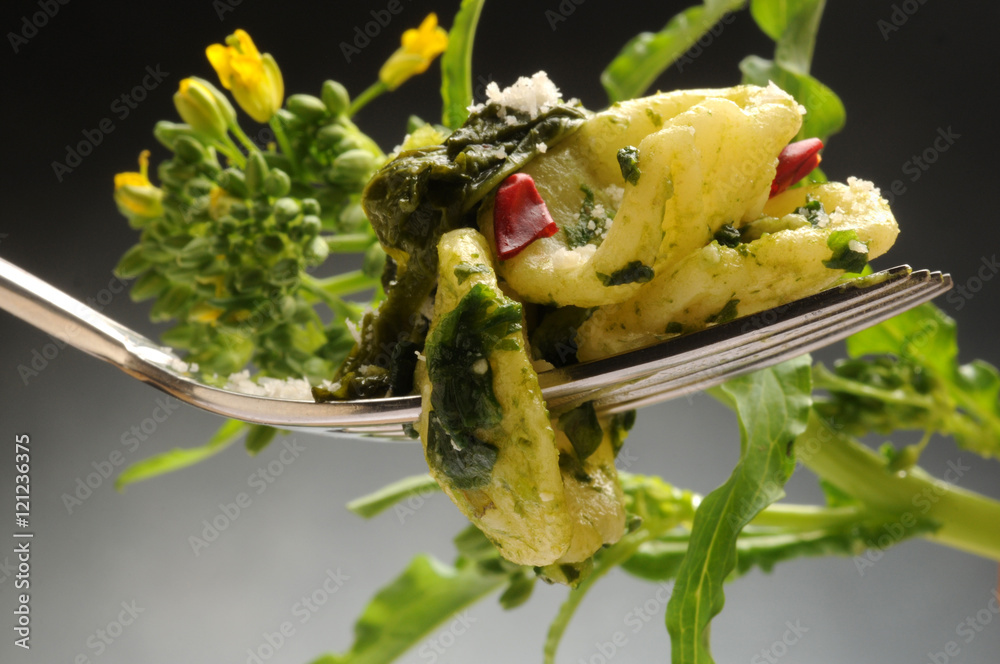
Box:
529 305 594 368
667 356 811 664
336 101 586 398
312 533 509 664
423 283 523 487
346 473 440 519
818 304 1000 459
115 419 248 491
712 224 741 248
596 261 655 286
822 229 869 273
564 185 611 249
741 0 845 141
705 298 740 324
557 402 603 461
616 146 642 185
601 0 748 103
440 0 486 129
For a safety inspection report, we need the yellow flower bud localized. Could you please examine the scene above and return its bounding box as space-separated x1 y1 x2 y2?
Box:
206 29 284 123
114 150 163 218
174 77 236 142
189 301 224 323
379 14 449 91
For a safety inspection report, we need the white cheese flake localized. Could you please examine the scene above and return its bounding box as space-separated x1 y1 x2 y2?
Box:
551 243 597 271
468 71 562 119
224 370 317 400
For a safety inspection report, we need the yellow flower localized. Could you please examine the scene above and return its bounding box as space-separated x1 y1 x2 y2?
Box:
379 14 449 91
206 29 283 123
174 77 235 142
114 150 163 218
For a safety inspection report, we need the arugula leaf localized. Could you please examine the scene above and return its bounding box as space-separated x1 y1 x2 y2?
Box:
750 0 825 73
115 419 247 491
312 549 507 664
440 0 486 129
601 0 747 103
666 357 811 664
346 474 440 519
244 424 279 455
740 56 844 141
741 0 844 141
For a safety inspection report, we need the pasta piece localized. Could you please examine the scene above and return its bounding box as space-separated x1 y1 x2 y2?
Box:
417 228 571 566
576 178 899 360
478 85 802 308
417 228 630 569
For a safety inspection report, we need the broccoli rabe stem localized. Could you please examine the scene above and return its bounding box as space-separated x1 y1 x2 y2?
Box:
797 413 1000 561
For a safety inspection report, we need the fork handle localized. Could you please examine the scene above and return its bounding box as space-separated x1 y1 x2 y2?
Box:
0 257 161 377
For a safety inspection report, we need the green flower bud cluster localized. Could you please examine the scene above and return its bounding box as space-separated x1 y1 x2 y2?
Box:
276 80 384 231
114 77 386 383
814 356 937 436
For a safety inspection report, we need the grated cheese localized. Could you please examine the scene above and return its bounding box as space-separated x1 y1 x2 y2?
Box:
468 71 562 119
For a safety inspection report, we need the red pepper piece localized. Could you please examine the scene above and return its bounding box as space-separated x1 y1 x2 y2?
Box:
493 173 559 260
770 138 824 198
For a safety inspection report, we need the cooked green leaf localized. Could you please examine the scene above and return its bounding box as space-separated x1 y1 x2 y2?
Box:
557 402 603 461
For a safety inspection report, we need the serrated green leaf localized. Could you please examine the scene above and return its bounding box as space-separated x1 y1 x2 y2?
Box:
440 0 486 129
601 0 747 103
667 357 811 664
116 419 246 491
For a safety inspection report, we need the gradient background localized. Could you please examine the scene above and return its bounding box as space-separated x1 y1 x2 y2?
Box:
2 1 999 662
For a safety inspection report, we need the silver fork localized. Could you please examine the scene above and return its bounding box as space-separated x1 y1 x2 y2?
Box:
0 257 951 438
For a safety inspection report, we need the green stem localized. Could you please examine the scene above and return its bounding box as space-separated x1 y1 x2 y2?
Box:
542 529 652 664
269 115 299 176
228 121 259 155
313 270 378 297
325 233 376 253
300 275 366 321
798 413 1000 561
747 503 870 531
812 363 935 410
213 136 246 168
348 81 388 117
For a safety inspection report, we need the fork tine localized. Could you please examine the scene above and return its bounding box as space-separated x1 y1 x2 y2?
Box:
339 267 949 437
537 265 917 403
587 271 951 414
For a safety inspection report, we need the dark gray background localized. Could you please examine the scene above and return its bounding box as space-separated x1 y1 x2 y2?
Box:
1 1 998 662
